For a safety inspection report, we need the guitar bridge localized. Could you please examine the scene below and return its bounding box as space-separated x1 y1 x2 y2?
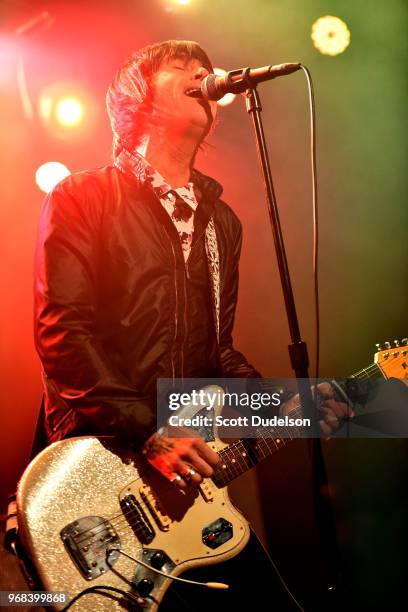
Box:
60 516 120 580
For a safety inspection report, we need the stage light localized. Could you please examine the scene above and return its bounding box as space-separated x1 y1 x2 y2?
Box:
311 16 351 56
55 97 83 126
35 162 71 193
213 68 236 107
38 81 98 140
164 0 191 12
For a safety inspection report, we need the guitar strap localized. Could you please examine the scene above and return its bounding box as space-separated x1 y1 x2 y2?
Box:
204 218 220 343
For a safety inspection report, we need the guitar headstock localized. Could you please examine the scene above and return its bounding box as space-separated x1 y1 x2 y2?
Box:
374 338 408 379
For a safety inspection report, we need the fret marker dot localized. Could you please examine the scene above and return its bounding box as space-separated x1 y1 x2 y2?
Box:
242 452 246 457
276 439 280 443
232 459 236 463
222 464 227 469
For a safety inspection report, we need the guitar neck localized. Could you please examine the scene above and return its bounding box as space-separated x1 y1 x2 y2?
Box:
212 361 387 488
211 416 301 487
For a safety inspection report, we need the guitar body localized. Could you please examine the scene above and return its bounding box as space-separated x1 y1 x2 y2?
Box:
17 435 250 611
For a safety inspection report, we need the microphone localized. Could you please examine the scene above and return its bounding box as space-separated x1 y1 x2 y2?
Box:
189 63 301 101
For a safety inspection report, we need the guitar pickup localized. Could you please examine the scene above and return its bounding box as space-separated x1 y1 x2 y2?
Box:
139 485 171 531
121 494 155 543
199 480 214 502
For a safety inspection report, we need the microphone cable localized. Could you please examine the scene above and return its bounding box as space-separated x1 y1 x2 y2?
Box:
300 65 320 382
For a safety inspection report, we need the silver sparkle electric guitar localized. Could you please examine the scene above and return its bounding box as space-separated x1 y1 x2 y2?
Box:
16 342 407 610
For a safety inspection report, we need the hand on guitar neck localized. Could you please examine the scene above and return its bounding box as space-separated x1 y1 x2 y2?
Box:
281 381 354 438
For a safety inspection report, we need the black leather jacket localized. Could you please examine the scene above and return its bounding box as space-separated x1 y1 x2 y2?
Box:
34 165 260 447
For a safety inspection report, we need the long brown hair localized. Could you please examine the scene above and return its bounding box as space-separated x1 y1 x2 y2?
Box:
106 40 213 158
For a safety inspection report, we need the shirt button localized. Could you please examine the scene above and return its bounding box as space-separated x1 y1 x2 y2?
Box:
167 192 175 200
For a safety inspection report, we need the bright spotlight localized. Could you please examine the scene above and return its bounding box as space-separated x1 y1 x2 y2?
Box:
35 162 71 193
164 0 191 12
213 68 236 107
55 97 83 126
311 16 351 56
38 82 97 140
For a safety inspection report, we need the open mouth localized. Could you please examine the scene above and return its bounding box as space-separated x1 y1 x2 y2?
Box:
185 88 202 98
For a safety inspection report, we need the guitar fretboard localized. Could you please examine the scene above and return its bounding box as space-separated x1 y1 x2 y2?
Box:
212 415 303 487
212 361 387 488
349 363 383 380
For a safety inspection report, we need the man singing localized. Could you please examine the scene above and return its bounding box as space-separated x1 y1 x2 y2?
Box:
34 40 348 610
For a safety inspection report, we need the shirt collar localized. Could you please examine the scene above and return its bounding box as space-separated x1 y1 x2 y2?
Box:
115 148 198 211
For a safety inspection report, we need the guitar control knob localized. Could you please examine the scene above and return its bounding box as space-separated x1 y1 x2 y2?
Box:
150 551 166 569
136 578 154 597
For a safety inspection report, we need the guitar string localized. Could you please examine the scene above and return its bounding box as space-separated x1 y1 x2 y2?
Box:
70 362 395 547
352 355 404 379
74 405 360 557
71 406 358 552
73 429 300 548
72 428 285 546
352 365 381 378
71 399 350 547
71 440 252 547
71 435 260 545
76 429 302 559
72 445 249 547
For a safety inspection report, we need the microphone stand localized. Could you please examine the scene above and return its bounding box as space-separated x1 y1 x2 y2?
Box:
244 86 342 605
244 87 314 421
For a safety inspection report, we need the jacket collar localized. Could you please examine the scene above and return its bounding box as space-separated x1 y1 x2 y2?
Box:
191 168 223 204
114 146 223 206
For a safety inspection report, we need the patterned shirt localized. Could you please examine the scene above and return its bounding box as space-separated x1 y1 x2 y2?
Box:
115 149 197 262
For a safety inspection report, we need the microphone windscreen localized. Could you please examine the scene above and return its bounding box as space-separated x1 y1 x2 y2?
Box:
201 74 223 101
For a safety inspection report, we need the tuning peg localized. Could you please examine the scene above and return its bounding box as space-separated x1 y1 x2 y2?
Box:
375 343 382 351
385 341 391 349
394 340 400 347
401 338 408 346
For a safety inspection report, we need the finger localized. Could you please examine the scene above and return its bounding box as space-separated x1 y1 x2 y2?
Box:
182 449 215 478
178 464 203 485
322 414 340 430
169 473 188 490
319 420 333 438
168 458 203 485
192 439 220 466
320 400 354 419
320 400 348 419
316 382 335 399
